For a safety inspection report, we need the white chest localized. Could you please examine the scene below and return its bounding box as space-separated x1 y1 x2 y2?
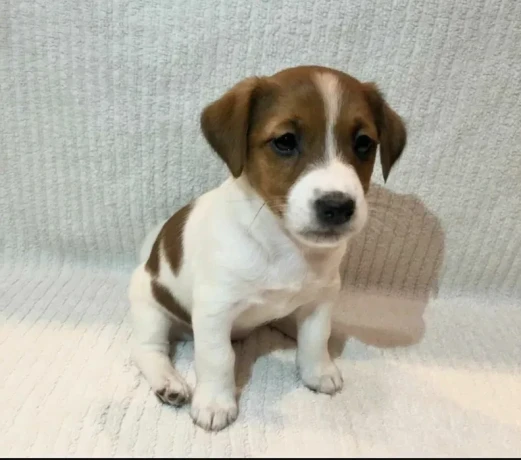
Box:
232 261 334 333
209 198 345 334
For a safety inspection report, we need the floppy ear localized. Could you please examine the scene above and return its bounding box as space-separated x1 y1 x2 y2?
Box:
200 77 261 178
364 83 407 182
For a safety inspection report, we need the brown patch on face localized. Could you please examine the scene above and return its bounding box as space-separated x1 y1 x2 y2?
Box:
200 65 406 212
145 203 193 324
332 75 381 193
245 66 384 206
201 69 331 217
310 67 406 189
245 70 328 216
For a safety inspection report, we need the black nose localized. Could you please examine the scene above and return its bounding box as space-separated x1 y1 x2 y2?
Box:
315 193 356 226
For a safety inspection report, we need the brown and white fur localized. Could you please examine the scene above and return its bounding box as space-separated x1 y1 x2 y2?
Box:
128 65 407 431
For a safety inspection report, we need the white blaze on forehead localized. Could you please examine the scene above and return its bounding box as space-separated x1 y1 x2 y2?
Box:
313 72 343 162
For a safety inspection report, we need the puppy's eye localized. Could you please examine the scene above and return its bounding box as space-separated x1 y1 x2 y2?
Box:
353 132 374 161
270 133 299 157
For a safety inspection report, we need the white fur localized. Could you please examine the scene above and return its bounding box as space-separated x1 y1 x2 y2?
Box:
314 71 342 162
128 71 368 432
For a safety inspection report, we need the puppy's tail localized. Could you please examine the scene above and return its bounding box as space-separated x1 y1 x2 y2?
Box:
138 220 166 263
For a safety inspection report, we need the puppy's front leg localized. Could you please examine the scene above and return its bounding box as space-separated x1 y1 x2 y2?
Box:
190 306 238 431
296 293 343 395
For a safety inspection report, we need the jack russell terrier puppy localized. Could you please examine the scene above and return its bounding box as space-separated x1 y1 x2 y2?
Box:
129 65 406 431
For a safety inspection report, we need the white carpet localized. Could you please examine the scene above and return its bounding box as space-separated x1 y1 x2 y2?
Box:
1 0 521 457
1 264 520 457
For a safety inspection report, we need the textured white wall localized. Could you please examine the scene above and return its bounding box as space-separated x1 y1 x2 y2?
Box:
1 0 520 300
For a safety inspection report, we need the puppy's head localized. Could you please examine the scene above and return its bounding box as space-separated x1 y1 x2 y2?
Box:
201 66 406 248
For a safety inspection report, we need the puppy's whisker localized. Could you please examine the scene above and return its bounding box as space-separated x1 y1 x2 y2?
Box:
249 202 267 229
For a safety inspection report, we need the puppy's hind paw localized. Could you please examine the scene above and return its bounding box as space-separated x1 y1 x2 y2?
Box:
154 374 191 407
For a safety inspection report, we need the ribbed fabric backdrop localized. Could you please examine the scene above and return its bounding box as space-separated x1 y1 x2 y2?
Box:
1 0 520 456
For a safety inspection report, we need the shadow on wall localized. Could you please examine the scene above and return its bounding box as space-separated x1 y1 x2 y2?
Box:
333 183 445 350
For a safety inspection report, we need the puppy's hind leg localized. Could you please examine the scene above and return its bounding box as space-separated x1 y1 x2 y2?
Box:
129 268 191 406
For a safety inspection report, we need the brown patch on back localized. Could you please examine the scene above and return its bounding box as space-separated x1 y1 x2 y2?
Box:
145 203 193 276
161 203 193 275
145 235 161 276
151 280 192 325
145 203 193 325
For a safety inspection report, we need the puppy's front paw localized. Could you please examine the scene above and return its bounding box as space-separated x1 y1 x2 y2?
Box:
299 360 343 395
190 387 238 431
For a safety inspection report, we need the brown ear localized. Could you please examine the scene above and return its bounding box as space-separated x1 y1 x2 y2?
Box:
364 83 407 182
200 77 261 178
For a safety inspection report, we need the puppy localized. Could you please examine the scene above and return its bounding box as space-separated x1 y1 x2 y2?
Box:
128 65 406 431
